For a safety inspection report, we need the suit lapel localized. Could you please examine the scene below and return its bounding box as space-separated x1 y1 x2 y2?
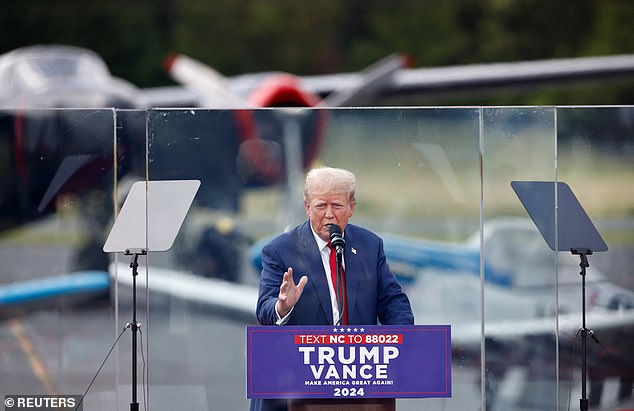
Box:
343 227 355 322
343 226 366 324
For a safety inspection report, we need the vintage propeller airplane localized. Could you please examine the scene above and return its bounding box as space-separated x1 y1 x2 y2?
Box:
2 44 634 225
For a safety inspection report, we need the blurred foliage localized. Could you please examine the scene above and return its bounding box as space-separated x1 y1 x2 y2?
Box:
1 0 633 103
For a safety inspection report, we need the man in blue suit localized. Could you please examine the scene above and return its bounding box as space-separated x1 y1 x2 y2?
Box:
251 166 413 411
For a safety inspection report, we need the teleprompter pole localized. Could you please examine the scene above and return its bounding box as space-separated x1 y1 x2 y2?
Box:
126 249 146 411
572 247 592 411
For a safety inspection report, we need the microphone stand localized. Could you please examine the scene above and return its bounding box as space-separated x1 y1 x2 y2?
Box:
335 249 344 326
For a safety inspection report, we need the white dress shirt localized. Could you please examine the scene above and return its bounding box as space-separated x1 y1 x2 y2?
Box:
275 224 344 325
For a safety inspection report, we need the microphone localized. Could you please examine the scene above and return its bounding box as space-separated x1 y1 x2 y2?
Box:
328 224 345 254
329 224 345 326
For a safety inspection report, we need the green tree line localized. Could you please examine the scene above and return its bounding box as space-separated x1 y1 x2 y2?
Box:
1 0 633 104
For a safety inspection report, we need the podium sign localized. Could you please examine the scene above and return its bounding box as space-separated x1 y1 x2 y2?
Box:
247 325 451 399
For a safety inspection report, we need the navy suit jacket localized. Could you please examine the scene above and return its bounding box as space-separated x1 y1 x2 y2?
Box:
251 221 413 411
256 221 414 326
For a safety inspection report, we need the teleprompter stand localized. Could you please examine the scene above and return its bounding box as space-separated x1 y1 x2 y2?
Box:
103 180 200 411
511 181 608 411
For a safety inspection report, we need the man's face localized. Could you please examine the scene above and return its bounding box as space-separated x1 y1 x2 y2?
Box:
305 191 355 242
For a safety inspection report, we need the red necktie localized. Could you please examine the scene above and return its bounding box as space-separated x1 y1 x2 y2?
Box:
328 242 347 325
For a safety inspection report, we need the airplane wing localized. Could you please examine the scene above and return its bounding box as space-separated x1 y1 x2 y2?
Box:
4 45 634 108
0 271 110 320
111 262 257 323
300 54 634 100
145 54 634 107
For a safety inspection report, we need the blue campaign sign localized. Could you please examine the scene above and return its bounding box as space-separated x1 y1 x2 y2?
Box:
246 325 451 399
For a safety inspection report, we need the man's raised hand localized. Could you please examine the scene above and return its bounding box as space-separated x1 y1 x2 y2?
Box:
276 267 308 318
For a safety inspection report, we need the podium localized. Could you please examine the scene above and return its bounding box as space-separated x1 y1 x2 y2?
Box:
289 398 394 411
247 325 451 410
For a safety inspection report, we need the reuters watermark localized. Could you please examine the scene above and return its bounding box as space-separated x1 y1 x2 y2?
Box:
4 395 82 410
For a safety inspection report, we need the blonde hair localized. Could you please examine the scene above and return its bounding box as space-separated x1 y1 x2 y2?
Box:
304 167 356 204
